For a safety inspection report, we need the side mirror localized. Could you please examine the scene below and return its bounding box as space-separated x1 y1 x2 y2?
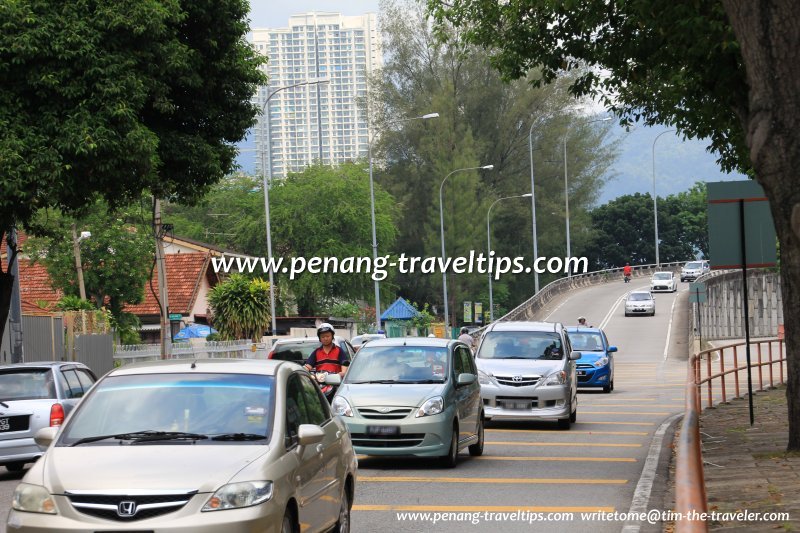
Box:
457 373 477 386
608 346 618 353
324 373 342 386
34 426 58 448
569 351 582 360
297 424 325 447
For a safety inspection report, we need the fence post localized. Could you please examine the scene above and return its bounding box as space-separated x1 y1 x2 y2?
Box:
733 345 740 398
719 347 727 404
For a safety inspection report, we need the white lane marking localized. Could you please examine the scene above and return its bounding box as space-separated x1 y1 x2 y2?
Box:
621 413 683 533
662 295 678 361
598 284 648 330
543 295 571 321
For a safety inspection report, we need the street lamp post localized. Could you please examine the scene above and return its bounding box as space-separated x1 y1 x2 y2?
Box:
528 124 541 294
487 193 532 322
439 164 494 337
652 129 676 267
259 78 329 335
563 115 612 275
367 112 439 331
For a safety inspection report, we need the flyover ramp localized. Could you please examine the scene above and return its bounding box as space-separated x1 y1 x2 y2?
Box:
352 278 691 533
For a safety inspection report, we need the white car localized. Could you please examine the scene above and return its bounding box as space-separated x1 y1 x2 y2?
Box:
624 291 656 316
650 271 677 292
680 260 710 282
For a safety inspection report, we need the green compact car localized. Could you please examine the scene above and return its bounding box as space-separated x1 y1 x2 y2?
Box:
329 337 483 467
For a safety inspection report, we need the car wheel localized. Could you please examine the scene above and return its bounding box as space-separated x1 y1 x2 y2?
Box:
557 416 571 430
569 407 577 423
334 486 351 533
468 415 484 457
281 507 297 533
5 462 25 472
603 381 612 393
439 425 459 468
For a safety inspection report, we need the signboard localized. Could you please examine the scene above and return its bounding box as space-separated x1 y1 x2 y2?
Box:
474 302 483 324
707 181 777 269
688 282 707 304
463 302 472 323
168 313 182 321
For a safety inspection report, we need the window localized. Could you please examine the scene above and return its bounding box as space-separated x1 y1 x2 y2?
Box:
61 369 85 398
457 347 477 375
452 347 466 377
299 375 330 424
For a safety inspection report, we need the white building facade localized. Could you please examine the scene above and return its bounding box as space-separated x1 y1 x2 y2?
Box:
251 12 382 178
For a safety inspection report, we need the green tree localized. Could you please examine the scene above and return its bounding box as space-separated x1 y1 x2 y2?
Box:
427 0 800 450
0 0 266 341
269 163 399 315
373 0 617 317
208 274 271 341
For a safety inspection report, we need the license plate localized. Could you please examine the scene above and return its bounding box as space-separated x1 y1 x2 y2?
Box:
366 425 400 437
577 370 587 376
0 415 29 433
503 401 530 410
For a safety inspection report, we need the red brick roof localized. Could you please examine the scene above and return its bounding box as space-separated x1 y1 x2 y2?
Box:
0 231 28 259
125 253 213 316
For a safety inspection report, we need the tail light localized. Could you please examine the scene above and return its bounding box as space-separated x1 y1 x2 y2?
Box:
267 351 274 359
49 403 65 427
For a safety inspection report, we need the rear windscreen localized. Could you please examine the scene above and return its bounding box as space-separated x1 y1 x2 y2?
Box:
272 343 318 362
0 369 56 401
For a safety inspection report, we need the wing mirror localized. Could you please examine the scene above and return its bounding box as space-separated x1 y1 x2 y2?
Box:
324 373 341 386
569 351 581 360
608 346 618 353
34 426 58 448
297 424 325 447
457 373 477 386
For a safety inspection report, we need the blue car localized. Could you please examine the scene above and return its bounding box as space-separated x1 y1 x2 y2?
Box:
565 327 617 393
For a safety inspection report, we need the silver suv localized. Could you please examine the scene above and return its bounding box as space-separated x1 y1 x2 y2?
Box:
474 322 579 429
680 260 710 282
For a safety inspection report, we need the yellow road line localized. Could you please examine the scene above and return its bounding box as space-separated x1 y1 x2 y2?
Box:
577 404 680 408
353 504 616 512
577 411 672 415
579 421 656 426
474 456 637 463
486 441 641 448
359 476 628 485
486 429 649 436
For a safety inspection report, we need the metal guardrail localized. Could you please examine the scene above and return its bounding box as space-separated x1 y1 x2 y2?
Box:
114 340 268 365
676 338 787 532
470 261 687 341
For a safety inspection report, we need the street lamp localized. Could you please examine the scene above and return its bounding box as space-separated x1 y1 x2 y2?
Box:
368 112 439 331
439 164 494 337
487 193 532 322
258 78 330 335
528 123 541 294
652 129 676 267
563 115 612 275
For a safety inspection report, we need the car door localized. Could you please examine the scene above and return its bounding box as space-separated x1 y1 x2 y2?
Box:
298 374 343 529
460 347 482 436
58 367 87 414
285 374 328 532
452 346 478 443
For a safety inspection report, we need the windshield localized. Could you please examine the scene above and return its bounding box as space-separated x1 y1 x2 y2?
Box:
628 293 653 301
568 332 604 352
477 331 564 360
344 346 449 383
653 273 672 280
0 369 55 401
59 373 274 445
684 262 701 269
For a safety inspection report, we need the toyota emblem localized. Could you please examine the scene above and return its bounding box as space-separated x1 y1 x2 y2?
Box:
512 375 523 382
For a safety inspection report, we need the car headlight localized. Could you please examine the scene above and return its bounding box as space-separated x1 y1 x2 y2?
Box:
478 370 496 386
543 371 567 386
202 481 273 511
593 357 609 368
415 396 444 418
331 396 353 417
12 483 57 514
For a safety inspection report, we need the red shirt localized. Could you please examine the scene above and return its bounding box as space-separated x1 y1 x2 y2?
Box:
623 265 632 275
305 344 349 374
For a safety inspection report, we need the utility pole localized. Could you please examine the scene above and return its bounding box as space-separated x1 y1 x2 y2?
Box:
71 223 87 300
8 228 24 364
153 198 172 359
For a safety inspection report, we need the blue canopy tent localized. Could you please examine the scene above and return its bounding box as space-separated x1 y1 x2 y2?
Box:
174 324 217 340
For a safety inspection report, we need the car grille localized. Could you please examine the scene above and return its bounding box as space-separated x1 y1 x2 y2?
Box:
494 375 540 387
66 492 195 522
350 433 425 448
357 407 414 420
652 285 668 290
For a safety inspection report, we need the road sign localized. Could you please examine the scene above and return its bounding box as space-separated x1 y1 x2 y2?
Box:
688 282 707 303
707 181 777 269
463 302 472 323
474 302 483 324
168 313 182 321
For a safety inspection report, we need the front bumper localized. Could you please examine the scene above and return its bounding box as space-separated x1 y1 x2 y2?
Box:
650 284 673 292
576 365 611 388
681 272 700 281
343 409 454 457
480 383 571 421
6 493 285 532
625 306 654 315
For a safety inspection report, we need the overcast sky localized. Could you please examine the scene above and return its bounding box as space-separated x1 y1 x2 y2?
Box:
248 1 380 28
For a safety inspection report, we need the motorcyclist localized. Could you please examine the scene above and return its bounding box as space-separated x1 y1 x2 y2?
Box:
457 326 473 345
577 316 594 328
304 323 349 382
623 263 632 283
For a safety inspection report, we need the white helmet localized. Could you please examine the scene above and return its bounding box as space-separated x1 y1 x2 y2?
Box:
317 323 335 338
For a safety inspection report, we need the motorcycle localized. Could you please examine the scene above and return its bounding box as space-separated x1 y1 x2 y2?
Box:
623 272 631 283
309 370 339 402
